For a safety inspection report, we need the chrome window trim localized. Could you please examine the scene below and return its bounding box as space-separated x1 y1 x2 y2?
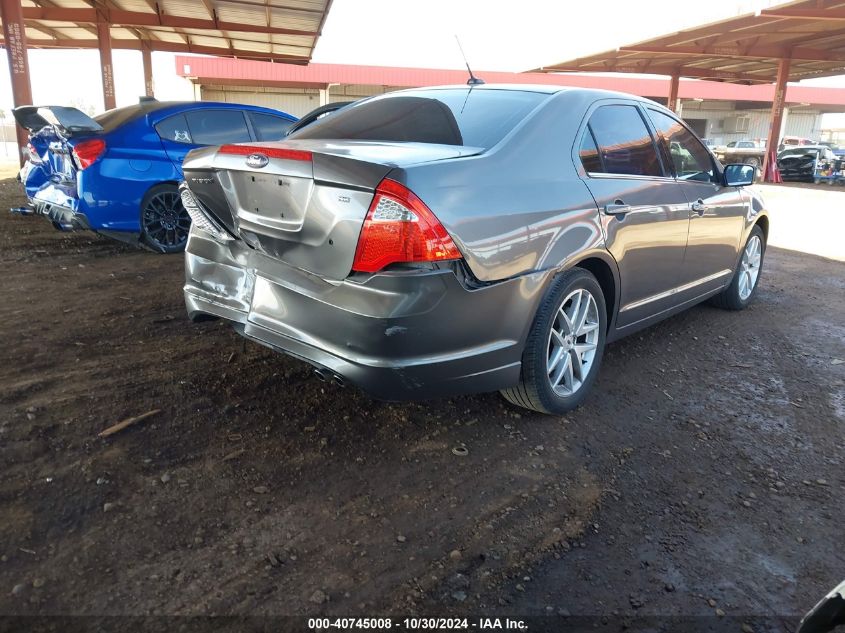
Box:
585 172 677 183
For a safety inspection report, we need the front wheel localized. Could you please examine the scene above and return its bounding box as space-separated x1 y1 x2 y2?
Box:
710 225 765 310
140 184 191 253
501 268 607 415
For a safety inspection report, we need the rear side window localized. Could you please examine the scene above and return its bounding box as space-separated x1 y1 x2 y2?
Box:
647 109 715 182
289 88 548 149
184 110 251 145
579 129 602 173
155 113 193 144
586 105 663 177
248 112 293 141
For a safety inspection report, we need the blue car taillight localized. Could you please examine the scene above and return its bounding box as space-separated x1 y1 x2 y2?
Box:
25 143 43 164
72 138 106 170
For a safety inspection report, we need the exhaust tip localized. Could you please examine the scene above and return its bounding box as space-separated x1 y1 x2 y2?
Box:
313 368 345 388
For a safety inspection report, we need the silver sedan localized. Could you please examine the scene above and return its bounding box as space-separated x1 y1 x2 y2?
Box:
180 85 767 414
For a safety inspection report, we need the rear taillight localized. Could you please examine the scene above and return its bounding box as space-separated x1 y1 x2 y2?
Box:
25 143 42 164
219 144 312 162
351 178 461 273
72 138 106 170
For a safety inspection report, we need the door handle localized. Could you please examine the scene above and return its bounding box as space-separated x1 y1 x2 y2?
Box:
604 199 631 215
691 199 706 215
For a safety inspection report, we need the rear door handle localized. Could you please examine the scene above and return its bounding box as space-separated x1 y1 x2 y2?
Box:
691 199 706 215
604 199 631 215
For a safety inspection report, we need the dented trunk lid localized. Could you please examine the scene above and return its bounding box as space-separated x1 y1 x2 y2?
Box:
182 139 482 280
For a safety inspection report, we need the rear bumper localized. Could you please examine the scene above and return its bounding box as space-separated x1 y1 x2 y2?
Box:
26 181 88 231
184 229 548 400
30 198 91 231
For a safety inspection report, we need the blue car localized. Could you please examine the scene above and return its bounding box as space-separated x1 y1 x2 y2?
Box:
13 100 297 252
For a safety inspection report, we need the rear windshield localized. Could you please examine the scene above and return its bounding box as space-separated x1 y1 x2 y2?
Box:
95 102 179 133
289 88 549 149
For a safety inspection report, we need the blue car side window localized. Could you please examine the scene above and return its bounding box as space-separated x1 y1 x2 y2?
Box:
184 110 251 146
155 113 193 144
249 112 294 141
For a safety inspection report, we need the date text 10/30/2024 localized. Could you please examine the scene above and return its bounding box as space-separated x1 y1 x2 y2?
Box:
308 618 529 630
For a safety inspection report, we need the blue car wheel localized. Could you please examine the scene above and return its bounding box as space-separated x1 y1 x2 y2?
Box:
140 184 191 253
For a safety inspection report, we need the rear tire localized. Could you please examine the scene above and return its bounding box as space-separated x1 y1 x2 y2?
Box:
710 225 765 311
140 184 191 254
501 268 607 415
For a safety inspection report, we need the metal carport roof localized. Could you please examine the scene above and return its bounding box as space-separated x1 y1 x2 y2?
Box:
533 0 845 180
1 0 333 161
2 0 333 63
534 0 845 83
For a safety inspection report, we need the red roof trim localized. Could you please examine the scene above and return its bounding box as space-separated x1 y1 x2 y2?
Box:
175 56 845 107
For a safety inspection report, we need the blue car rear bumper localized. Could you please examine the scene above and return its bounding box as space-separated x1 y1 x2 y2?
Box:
23 158 171 236
19 179 88 231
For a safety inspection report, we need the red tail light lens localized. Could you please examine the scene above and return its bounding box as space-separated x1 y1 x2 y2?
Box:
26 143 43 164
72 138 106 170
352 178 461 273
219 144 312 162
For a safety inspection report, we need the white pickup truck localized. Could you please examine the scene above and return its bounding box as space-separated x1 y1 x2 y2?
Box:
713 140 766 168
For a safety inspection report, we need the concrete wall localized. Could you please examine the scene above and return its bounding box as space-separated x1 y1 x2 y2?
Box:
196 85 825 143
680 101 822 144
1 141 18 159
200 85 322 117
199 84 394 117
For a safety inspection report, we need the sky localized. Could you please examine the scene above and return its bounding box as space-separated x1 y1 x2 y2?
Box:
1 0 845 124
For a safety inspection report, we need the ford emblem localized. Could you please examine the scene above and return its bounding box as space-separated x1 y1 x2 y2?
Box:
246 153 269 169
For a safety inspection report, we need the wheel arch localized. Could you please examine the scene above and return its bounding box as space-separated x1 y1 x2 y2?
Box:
754 214 769 243
141 179 180 201
139 179 181 218
139 180 189 253
568 252 619 332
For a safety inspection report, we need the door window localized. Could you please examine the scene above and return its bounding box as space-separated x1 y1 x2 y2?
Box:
579 128 603 173
184 110 251 145
248 112 293 141
647 109 715 183
585 105 663 177
155 113 193 144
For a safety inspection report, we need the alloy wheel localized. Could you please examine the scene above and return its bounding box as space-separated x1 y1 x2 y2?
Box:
547 288 600 396
738 235 762 301
142 190 191 250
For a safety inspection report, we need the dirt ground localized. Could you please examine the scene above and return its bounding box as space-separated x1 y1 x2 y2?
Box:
1 177 843 625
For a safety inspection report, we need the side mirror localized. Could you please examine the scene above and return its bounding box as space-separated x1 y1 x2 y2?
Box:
723 163 756 187
797 580 845 633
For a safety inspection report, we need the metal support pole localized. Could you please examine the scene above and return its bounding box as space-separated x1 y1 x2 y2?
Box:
97 20 117 110
1 0 35 166
779 106 790 143
667 72 680 114
142 44 154 97
762 58 790 182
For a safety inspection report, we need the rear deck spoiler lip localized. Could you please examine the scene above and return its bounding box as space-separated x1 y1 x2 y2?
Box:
12 105 104 136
